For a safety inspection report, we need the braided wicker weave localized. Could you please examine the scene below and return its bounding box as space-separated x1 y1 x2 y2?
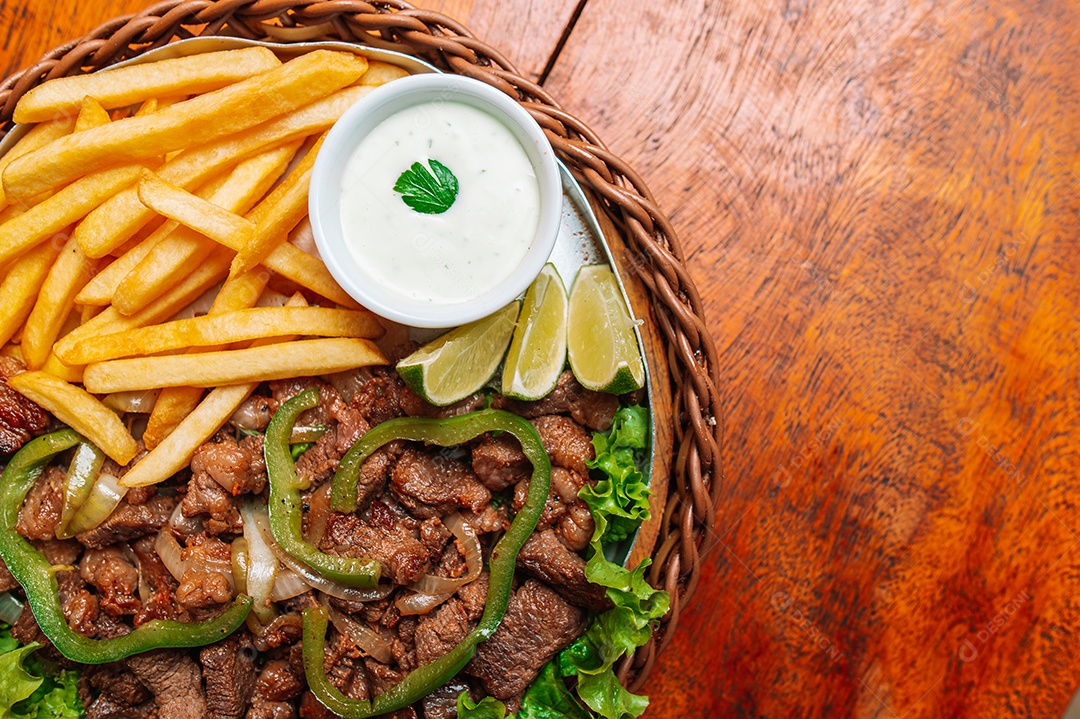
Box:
0 0 723 691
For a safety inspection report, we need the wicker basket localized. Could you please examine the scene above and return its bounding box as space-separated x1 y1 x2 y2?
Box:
0 0 723 691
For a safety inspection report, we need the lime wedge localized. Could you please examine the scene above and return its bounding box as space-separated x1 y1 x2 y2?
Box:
396 302 520 406
502 264 568 400
567 264 644 394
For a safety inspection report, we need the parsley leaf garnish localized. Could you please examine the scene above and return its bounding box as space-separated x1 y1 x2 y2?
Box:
393 159 458 214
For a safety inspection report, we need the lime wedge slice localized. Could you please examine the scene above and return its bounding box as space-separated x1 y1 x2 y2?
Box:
501 264 568 400
396 302 520 406
567 264 645 394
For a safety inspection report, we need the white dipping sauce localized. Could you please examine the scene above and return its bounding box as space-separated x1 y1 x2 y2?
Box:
339 101 540 305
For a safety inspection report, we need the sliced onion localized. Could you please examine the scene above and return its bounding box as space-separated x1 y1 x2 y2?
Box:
249 612 303 652
102 390 159 414
0 592 24 624
154 530 189 581
270 569 310 601
57 442 105 539
319 594 393 663
396 591 455 616
168 502 204 537
63 473 127 537
241 501 278 624
304 484 332 548
395 513 482 613
231 537 249 595
250 507 392 603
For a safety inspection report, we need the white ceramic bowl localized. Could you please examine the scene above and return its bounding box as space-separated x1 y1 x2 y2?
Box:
309 73 562 328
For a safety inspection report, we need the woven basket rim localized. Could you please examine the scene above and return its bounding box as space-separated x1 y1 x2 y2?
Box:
0 0 724 693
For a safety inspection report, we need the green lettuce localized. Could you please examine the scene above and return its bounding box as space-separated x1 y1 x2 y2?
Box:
578 406 651 544
0 627 82 719
458 694 510 719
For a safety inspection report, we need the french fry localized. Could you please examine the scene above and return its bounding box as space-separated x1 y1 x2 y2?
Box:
42 353 83 384
84 337 387 393
53 249 232 362
0 344 22 361
123 293 310 485
230 134 324 277
358 60 410 86
5 50 367 200
144 266 279 449
76 229 163 306
0 241 63 346
14 48 282 124
74 96 111 132
114 143 300 316
137 172 255 247
73 84 374 258
21 236 100 369
0 164 146 266
0 117 76 207
7 371 138 464
67 306 383 364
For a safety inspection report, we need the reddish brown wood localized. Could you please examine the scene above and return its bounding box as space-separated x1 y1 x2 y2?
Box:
545 0 1080 717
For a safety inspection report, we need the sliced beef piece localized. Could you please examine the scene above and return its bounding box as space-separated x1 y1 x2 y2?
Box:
465 580 585 699
0 558 17 593
58 570 101 638
493 370 618 431
463 504 511 535
390 448 490 518
190 434 267 496
254 658 304 702
557 501 596 552
176 533 233 609
84 693 155 719
531 415 594 476
132 534 183 624
86 662 153 707
11 603 46 646
364 657 403 695
348 367 409 426
414 598 471 667
456 572 488 621
513 476 567 531
321 511 429 585
516 530 610 612
127 649 207 719
77 494 176 549
201 633 258 719
80 546 140 616
182 466 242 535
471 433 531 491
422 679 471 719
0 356 50 454
248 699 297 719
352 443 400 512
419 517 451 557
16 465 63 540
400 389 485 420
38 537 82 566
230 394 279 433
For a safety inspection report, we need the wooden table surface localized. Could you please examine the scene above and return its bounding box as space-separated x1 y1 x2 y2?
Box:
2 1 1077 717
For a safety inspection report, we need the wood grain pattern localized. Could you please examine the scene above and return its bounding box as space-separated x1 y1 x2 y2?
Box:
545 0 1080 717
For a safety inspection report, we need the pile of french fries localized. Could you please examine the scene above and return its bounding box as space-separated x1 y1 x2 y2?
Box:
0 47 408 486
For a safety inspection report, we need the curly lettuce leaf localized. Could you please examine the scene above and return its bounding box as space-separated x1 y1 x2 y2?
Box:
0 626 82 719
457 694 509 719
579 406 651 544
0 643 43 719
517 662 593 719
